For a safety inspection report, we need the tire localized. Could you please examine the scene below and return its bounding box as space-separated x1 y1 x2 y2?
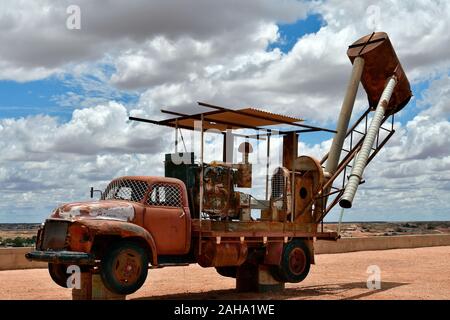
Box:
100 240 149 295
48 263 69 288
215 266 237 278
274 240 311 283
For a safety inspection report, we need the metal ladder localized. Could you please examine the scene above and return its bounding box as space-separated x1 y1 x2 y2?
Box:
315 107 396 223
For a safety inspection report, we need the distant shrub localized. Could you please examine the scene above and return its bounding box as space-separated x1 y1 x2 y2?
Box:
0 236 36 247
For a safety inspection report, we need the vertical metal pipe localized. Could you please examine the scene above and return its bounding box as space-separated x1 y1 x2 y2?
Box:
175 119 178 153
199 114 204 254
291 133 296 222
325 56 365 176
222 132 226 162
339 76 397 208
265 130 271 200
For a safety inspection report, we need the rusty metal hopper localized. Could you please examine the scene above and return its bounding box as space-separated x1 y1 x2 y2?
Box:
347 32 412 114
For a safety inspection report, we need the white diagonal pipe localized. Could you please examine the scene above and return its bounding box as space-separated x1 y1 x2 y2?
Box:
339 76 397 208
323 56 364 209
325 56 365 177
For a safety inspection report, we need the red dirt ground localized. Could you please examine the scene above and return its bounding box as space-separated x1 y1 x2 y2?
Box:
1 246 449 300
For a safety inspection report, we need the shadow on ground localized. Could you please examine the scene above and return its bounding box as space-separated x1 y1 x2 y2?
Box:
132 281 408 300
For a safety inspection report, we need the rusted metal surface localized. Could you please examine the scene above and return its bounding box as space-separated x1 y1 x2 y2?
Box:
191 219 337 240
288 247 307 275
282 132 298 170
68 222 92 252
196 103 304 129
30 33 412 297
196 231 337 239
144 190 191 255
238 142 253 162
263 242 283 265
77 219 158 262
294 156 324 223
111 248 143 286
203 164 236 218
236 142 253 188
53 200 136 221
197 241 247 267
35 218 159 265
31 176 195 266
198 102 336 133
206 219 316 234
347 32 412 114
130 103 336 134
159 105 303 131
235 163 252 188
161 108 262 131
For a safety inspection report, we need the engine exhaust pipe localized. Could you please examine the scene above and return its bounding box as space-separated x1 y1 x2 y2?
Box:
339 76 397 208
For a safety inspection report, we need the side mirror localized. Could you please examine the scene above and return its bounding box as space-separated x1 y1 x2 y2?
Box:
90 187 103 199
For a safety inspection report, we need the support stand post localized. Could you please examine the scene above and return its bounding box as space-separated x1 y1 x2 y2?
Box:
236 264 285 293
72 271 126 300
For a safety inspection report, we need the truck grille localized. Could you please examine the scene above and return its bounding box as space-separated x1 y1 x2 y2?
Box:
41 220 69 250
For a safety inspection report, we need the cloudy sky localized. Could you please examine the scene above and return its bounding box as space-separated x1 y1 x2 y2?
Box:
0 0 449 223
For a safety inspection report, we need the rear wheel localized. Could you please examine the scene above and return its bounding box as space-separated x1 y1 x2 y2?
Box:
274 240 311 283
215 266 237 278
100 240 149 295
48 263 69 288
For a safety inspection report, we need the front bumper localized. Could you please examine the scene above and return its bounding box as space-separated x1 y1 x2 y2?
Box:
25 250 95 265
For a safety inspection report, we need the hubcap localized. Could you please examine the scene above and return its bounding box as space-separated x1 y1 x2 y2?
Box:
113 249 141 284
289 247 306 275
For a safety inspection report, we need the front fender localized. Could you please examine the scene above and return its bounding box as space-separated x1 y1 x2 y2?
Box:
72 219 158 266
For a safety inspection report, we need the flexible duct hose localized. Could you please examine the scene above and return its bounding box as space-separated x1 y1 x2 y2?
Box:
339 76 397 208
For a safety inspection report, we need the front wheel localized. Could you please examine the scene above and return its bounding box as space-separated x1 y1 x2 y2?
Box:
48 263 69 288
100 240 149 295
274 240 311 283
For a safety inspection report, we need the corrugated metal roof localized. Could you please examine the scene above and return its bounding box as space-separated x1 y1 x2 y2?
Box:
164 107 304 131
129 102 336 134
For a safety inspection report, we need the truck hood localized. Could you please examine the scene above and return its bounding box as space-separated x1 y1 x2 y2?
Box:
51 200 136 222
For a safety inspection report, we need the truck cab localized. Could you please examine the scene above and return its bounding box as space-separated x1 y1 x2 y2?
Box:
27 176 192 295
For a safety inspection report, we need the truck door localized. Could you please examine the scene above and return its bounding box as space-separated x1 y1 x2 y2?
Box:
144 182 191 255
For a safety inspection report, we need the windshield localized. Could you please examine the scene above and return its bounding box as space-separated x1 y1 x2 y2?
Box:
102 179 149 203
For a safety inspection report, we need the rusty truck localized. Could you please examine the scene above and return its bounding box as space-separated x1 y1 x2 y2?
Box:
26 32 412 295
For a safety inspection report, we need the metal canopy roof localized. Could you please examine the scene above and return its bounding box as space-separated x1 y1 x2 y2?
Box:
163 108 303 131
129 101 336 134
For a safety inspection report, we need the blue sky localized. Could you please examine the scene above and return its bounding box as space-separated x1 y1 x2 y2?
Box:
1 1 449 223
0 74 139 122
267 14 427 149
0 14 324 121
0 14 336 148
268 14 325 53
0 13 423 137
